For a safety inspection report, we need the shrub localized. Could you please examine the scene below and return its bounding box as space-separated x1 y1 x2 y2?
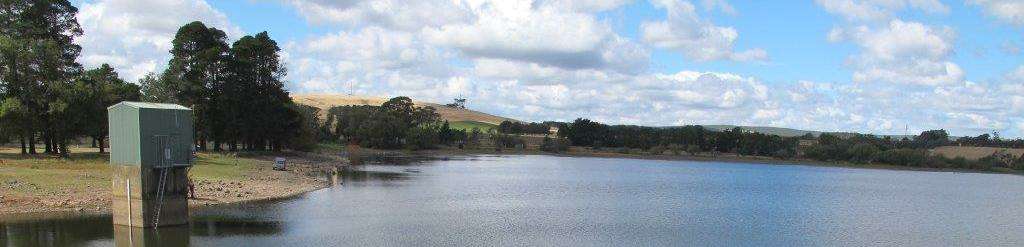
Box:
686 145 702 155
847 143 879 164
872 148 929 167
491 133 524 149
649 145 666 155
667 144 683 155
772 149 794 159
405 125 439 150
540 136 570 153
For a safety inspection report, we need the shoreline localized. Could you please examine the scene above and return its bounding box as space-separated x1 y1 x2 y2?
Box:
0 150 342 222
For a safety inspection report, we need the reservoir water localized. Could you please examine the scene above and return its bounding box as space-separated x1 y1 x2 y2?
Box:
3 155 1023 246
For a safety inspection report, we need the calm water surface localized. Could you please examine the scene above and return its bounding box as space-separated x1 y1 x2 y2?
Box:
3 155 1023 246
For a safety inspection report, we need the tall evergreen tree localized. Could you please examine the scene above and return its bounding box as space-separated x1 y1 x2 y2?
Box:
0 0 83 155
222 31 291 151
164 21 229 151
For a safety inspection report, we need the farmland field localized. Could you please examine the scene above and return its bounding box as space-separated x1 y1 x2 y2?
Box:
930 146 1024 160
449 121 497 132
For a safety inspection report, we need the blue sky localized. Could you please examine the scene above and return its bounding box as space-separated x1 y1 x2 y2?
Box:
72 0 1024 137
201 0 1022 84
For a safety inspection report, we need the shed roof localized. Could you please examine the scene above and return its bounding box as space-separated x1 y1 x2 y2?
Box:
108 101 190 110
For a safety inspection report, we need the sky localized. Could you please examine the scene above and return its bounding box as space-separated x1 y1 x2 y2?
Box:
69 0 1024 137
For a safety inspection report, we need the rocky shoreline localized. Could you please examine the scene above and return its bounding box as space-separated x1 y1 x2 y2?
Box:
0 151 341 219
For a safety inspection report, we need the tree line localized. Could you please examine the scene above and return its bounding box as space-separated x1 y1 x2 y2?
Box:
556 118 1024 171
804 130 1024 170
320 97 472 150
497 120 551 135
557 118 799 157
0 1 315 156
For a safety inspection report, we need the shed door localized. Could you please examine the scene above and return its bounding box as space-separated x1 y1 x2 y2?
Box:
153 135 173 168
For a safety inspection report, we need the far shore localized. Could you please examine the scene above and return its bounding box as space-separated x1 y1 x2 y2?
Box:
366 146 1024 176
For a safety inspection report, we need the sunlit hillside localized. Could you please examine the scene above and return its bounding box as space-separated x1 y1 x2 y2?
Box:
291 94 518 125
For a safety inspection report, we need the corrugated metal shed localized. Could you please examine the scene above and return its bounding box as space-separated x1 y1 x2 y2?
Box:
108 101 194 168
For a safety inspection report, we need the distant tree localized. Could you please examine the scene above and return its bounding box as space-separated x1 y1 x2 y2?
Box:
322 96 442 150
406 124 439 150
445 98 466 108
540 135 569 153
913 129 949 149
562 118 606 147
686 144 702 155
139 72 176 103
847 143 879 164
466 127 482 148
77 64 140 153
284 104 322 152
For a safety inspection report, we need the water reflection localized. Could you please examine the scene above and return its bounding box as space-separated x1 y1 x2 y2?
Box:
0 216 283 247
1 215 111 247
344 151 462 166
113 225 189 247
189 217 282 237
336 166 411 185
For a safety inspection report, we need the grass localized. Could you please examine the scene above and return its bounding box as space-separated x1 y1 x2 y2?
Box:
449 120 497 132
0 151 110 198
0 148 270 195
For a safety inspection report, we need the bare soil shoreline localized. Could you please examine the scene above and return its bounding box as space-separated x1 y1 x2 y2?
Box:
0 149 343 222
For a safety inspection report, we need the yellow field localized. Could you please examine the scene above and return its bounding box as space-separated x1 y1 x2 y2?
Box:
292 94 517 125
930 146 1024 160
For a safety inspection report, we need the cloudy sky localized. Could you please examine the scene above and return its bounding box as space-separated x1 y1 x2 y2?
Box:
71 0 1024 137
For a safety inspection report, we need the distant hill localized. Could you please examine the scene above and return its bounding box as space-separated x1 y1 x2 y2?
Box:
291 94 518 125
702 125 822 137
701 125 912 139
292 94 915 139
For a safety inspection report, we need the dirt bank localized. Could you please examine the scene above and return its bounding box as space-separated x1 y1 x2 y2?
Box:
0 148 344 218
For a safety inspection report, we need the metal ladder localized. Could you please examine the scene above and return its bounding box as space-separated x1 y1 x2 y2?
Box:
153 167 169 227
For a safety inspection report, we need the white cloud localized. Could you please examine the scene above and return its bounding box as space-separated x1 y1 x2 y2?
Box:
276 0 1024 137
830 20 962 86
286 0 474 30
968 0 1024 26
284 26 456 95
77 0 242 82
700 0 736 15
1009 65 1024 81
640 0 767 62
422 1 648 73
814 0 949 22
538 0 636 12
